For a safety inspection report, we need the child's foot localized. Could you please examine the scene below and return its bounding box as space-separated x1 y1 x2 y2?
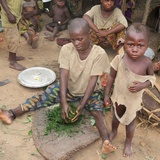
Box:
102 140 116 154
27 27 36 36
32 34 39 49
27 27 35 45
15 56 25 61
9 62 26 71
0 109 13 125
45 36 55 41
8 56 25 61
44 32 51 37
123 141 132 157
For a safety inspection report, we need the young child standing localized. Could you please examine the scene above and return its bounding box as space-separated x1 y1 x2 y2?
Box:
45 0 70 41
22 0 41 32
104 23 156 157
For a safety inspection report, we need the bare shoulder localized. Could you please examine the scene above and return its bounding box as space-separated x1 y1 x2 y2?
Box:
142 56 154 75
142 56 153 66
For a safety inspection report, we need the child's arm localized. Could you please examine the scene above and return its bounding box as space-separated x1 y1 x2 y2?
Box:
104 67 117 107
60 68 70 120
96 24 126 38
83 14 99 33
128 80 151 93
45 5 54 17
128 60 155 92
20 17 27 26
0 0 16 23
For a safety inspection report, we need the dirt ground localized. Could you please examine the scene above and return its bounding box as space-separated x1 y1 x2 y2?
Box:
0 9 160 160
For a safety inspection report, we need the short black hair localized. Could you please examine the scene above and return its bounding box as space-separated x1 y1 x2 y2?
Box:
126 22 150 42
68 18 90 35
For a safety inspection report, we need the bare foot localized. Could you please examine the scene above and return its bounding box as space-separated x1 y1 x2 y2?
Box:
123 141 132 157
44 32 62 38
15 56 25 61
0 109 13 125
27 35 32 45
32 35 39 49
8 56 25 61
45 36 55 41
9 62 26 71
27 27 36 36
102 140 116 154
44 32 51 37
27 28 35 45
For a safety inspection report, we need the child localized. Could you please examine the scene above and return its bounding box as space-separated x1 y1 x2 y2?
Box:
104 23 156 157
22 0 41 32
45 0 70 41
83 0 128 50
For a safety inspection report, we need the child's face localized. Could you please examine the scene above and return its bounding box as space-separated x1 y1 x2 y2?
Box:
124 31 148 60
69 30 90 53
56 0 65 7
101 0 115 11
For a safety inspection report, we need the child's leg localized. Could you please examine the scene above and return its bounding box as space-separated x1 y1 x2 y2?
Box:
45 22 56 32
109 103 126 141
27 27 39 49
0 82 61 125
90 110 109 141
123 119 135 157
90 110 116 154
109 111 120 141
34 16 41 32
4 26 26 71
46 26 59 41
85 90 116 154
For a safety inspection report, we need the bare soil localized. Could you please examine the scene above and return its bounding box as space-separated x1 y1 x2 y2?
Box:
0 7 160 160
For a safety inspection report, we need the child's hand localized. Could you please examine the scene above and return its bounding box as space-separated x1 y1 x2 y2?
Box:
71 105 83 122
128 81 143 92
45 8 49 13
20 18 27 26
104 95 111 107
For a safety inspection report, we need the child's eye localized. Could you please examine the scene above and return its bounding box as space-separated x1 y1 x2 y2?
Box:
127 43 134 47
138 44 143 48
77 38 83 41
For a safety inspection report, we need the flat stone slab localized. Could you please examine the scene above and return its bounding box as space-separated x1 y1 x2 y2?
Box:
32 108 100 160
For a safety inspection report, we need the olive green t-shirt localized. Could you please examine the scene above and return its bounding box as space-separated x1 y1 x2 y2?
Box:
1 0 22 27
85 5 128 29
58 43 110 96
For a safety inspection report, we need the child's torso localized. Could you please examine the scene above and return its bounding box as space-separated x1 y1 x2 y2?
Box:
52 5 67 22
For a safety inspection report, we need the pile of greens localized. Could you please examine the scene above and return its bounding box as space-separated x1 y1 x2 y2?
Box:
45 103 84 136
